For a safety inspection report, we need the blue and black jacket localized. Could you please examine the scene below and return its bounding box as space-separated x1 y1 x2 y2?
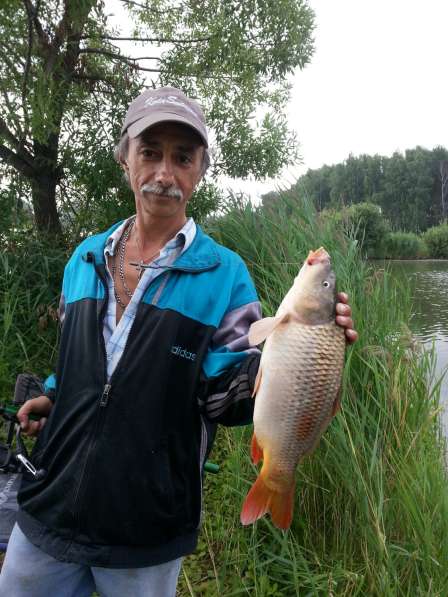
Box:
17 223 261 568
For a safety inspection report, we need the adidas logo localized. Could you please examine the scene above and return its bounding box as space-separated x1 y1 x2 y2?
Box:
171 345 196 361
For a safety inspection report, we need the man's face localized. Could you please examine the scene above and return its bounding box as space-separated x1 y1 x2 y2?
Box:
122 122 204 220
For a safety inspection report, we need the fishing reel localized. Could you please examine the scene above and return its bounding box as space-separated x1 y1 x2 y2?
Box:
0 374 47 479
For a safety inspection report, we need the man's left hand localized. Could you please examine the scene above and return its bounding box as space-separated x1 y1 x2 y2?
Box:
335 292 358 344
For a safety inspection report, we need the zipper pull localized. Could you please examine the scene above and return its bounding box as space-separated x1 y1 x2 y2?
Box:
100 383 112 407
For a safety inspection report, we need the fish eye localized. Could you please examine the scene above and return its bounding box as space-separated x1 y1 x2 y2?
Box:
322 280 330 288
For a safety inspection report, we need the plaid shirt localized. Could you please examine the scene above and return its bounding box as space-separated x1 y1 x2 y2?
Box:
103 217 197 381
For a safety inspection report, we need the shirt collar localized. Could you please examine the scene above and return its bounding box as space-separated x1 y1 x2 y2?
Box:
104 216 196 258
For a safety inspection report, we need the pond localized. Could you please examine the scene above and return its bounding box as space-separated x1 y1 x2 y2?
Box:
374 260 448 437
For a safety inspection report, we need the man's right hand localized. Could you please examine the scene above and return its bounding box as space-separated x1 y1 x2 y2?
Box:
17 395 53 437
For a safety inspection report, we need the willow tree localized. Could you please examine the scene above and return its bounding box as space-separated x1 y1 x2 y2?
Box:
0 0 314 237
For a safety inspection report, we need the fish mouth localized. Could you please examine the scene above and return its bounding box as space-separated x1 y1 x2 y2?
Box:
307 247 330 265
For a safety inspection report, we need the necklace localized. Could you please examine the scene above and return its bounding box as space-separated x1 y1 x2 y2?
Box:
111 217 162 309
111 218 134 309
129 221 161 280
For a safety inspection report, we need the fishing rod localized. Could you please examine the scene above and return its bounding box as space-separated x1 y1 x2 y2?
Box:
0 402 41 423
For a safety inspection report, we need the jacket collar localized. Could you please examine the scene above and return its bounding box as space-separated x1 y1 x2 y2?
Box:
83 221 221 273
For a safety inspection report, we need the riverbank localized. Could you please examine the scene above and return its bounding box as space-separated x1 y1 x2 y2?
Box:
177 199 448 595
0 199 447 595
372 259 448 444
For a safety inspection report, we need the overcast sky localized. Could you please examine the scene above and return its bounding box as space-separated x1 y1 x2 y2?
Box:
110 0 448 199
234 0 448 198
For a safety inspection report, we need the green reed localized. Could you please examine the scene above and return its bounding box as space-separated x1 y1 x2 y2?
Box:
0 237 65 402
179 196 448 596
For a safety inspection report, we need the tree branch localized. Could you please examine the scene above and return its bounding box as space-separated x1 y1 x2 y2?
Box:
80 35 211 44
0 143 36 179
0 117 35 165
21 0 34 141
22 0 51 52
130 56 161 61
72 73 114 85
78 48 160 72
119 0 182 12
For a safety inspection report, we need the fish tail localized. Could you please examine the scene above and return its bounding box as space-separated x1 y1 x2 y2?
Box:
270 481 295 530
240 473 295 530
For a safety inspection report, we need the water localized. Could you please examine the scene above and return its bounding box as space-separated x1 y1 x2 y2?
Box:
376 260 448 435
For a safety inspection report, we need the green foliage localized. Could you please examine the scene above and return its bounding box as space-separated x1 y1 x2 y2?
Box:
0 168 32 236
177 194 448 596
270 146 448 234
384 231 428 260
423 223 448 258
187 181 225 223
0 0 315 237
342 202 389 259
0 187 447 594
0 233 66 401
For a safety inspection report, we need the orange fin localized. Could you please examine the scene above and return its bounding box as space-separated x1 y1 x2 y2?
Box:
240 475 295 530
270 481 295 530
252 363 262 397
250 433 263 465
248 313 288 346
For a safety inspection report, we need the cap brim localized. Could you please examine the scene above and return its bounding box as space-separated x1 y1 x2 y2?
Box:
127 113 208 147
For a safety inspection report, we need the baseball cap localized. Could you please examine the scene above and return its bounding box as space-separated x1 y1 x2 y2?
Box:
121 86 208 147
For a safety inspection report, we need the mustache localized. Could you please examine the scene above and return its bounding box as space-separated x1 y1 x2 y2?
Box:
140 183 183 200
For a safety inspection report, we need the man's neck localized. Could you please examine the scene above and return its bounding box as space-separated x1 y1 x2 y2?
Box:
133 212 188 251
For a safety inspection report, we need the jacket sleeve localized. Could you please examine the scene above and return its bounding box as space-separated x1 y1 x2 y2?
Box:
198 260 262 426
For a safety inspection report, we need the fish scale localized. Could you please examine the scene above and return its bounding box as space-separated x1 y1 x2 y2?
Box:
255 322 345 477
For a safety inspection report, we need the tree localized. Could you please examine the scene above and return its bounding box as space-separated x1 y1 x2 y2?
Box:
440 160 448 221
342 201 389 258
0 0 315 238
272 146 448 233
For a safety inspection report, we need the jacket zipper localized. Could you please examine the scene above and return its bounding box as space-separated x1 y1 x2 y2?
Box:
71 251 215 537
100 383 112 407
72 253 112 535
71 252 166 533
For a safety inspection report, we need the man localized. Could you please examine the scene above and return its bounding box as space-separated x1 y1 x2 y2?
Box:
0 87 357 596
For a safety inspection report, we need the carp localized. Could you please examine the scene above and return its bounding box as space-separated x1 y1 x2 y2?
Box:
241 247 345 530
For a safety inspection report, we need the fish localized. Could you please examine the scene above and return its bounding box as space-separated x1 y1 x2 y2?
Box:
240 247 346 530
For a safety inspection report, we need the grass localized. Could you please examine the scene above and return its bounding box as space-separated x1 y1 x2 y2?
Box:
0 199 446 595
176 196 448 595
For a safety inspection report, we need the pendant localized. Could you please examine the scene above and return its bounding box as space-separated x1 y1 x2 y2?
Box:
130 260 145 280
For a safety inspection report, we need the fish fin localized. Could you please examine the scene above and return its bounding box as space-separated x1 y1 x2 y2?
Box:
331 386 342 417
240 475 295 530
252 363 262 397
240 475 271 526
248 314 288 346
250 433 263 465
270 481 295 530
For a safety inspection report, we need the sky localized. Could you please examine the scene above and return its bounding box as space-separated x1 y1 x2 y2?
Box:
236 0 448 198
110 0 448 200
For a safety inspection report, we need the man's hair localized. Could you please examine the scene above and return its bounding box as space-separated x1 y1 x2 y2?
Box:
114 132 210 186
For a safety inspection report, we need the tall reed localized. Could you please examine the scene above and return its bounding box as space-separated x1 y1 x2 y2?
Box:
179 196 448 596
0 236 65 402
